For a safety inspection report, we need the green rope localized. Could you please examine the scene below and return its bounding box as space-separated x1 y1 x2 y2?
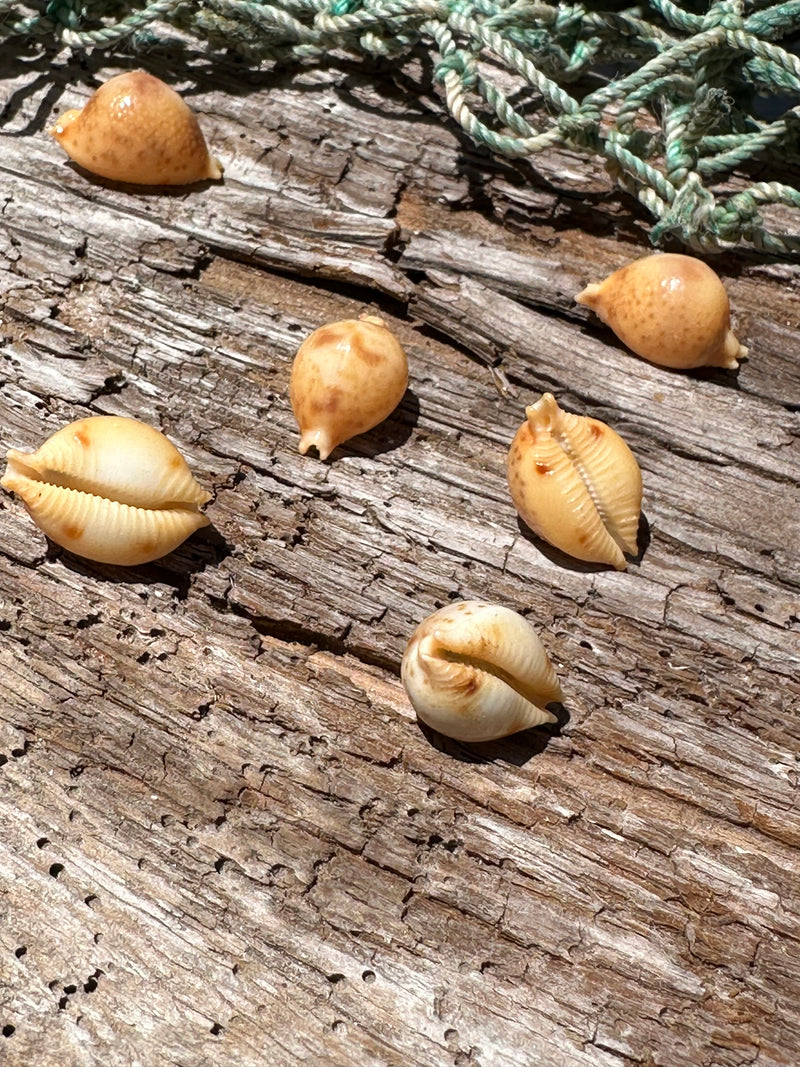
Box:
3 0 800 255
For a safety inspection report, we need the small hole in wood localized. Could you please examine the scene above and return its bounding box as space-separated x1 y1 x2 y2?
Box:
327 973 346 985
36 838 49 849
49 863 64 879
444 1028 459 1042
14 947 26 959
210 1022 223 1036
361 970 375 984
1 1025 15 1038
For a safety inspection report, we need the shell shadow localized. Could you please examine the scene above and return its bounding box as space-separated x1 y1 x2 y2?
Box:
630 511 651 565
683 361 743 389
60 160 224 196
417 702 569 766
46 523 232 596
515 515 648 572
326 388 420 461
576 319 745 389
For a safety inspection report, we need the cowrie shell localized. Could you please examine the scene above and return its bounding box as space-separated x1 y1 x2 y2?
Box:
49 71 223 186
507 393 642 570
576 253 746 370
401 601 562 743
2 416 211 566
290 314 408 460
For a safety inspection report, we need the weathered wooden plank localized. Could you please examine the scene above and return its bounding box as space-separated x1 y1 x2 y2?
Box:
1 35 799 1067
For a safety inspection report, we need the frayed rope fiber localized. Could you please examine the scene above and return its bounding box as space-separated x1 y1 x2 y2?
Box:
3 0 800 254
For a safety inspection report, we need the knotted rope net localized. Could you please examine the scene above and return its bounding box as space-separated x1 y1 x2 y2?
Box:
3 0 800 254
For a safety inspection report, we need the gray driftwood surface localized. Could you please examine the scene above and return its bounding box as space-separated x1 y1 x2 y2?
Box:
0 32 799 1067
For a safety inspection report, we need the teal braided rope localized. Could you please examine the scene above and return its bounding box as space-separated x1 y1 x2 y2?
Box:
745 0 800 35
699 111 799 175
3 0 800 255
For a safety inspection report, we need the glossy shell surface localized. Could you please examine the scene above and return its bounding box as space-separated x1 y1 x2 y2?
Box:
290 314 408 460
401 601 563 743
49 71 222 186
507 393 642 570
576 253 746 370
1 416 211 566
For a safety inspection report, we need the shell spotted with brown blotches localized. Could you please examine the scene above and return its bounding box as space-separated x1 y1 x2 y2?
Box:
49 71 223 186
576 253 746 370
290 313 409 460
1 416 211 566
401 601 563 743
507 393 642 570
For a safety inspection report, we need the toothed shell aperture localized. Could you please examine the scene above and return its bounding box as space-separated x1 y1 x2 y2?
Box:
49 71 223 186
1 416 211 566
401 601 563 743
507 393 642 570
290 314 409 460
576 253 746 370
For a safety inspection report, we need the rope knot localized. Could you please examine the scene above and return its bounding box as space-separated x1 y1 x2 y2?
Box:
713 192 763 242
651 174 716 247
557 108 599 144
434 50 478 90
